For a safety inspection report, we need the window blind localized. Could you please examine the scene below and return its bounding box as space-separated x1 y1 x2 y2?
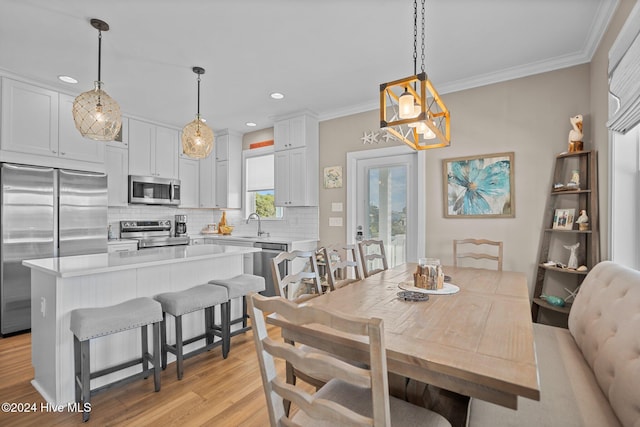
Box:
246 154 274 192
607 2 640 134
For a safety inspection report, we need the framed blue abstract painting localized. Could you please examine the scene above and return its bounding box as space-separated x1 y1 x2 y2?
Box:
443 152 515 218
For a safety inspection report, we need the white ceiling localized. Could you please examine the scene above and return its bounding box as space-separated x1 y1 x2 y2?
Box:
0 0 619 134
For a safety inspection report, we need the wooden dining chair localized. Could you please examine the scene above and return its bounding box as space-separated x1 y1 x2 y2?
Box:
358 239 389 277
271 250 323 303
453 238 503 271
248 293 451 427
322 244 363 291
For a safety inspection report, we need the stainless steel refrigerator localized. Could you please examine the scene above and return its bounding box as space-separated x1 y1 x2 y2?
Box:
1 163 108 335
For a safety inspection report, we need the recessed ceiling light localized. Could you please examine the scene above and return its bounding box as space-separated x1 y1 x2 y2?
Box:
246 122 257 127
270 92 284 100
58 75 78 84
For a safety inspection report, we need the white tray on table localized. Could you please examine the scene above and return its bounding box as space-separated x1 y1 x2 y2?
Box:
398 281 460 295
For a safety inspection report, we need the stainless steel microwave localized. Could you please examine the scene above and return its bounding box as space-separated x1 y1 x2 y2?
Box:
128 175 181 205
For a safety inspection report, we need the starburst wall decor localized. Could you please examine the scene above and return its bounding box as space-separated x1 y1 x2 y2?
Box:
360 129 398 145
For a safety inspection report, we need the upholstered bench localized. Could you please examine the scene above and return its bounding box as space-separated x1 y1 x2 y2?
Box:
467 261 640 427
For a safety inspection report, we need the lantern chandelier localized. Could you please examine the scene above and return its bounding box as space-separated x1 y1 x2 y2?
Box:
379 0 450 150
72 19 122 141
182 66 214 159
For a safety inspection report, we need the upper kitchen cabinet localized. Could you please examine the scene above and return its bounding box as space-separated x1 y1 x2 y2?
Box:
1 77 58 157
105 144 129 207
106 116 129 148
57 94 105 163
274 114 317 151
198 130 241 209
179 157 199 208
1 78 105 165
273 113 318 206
128 118 179 179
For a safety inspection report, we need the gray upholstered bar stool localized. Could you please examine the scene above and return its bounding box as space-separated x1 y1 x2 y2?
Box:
208 274 265 339
69 297 163 422
154 284 230 380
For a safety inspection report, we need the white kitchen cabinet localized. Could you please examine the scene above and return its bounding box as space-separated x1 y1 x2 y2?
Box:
215 133 229 161
1 77 59 157
58 94 105 163
1 79 107 164
128 118 179 179
274 114 315 151
273 113 319 207
215 160 229 208
107 240 138 253
199 129 241 209
179 157 199 208
105 145 129 206
198 152 216 208
106 116 129 148
274 147 317 206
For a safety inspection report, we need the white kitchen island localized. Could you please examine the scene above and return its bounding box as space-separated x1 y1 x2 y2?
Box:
23 244 260 406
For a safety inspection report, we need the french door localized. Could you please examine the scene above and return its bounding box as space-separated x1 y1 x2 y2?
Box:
347 147 423 267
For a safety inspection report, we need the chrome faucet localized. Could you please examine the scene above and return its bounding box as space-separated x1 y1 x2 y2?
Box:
246 212 268 237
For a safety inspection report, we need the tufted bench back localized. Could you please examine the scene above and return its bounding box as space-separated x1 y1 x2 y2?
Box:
568 261 640 427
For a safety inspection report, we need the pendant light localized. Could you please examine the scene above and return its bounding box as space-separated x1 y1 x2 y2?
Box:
72 19 122 141
379 0 450 150
182 66 214 159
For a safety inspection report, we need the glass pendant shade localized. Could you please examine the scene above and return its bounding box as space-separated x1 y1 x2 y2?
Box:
398 88 415 119
182 115 214 159
72 81 122 141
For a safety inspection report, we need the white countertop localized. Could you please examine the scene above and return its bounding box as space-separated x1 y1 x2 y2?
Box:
23 245 260 278
200 233 317 246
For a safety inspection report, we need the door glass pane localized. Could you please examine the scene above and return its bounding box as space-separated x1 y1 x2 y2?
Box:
367 165 407 267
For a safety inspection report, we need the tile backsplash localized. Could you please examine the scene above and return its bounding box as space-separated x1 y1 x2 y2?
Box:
108 206 318 240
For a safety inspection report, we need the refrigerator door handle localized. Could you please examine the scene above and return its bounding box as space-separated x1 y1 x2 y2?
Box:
58 169 107 179
2 163 55 173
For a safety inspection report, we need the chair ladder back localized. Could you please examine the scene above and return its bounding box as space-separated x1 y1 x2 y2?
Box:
358 240 389 278
248 294 390 427
453 238 503 271
271 250 323 302
323 244 363 291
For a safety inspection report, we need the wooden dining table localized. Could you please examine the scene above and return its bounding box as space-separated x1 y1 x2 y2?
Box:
268 263 540 410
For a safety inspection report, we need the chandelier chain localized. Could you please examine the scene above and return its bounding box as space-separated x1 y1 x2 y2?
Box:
421 0 425 73
413 0 418 76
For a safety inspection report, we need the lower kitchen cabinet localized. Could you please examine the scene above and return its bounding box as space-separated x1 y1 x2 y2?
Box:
107 240 138 253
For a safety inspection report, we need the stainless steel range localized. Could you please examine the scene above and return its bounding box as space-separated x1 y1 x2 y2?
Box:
120 220 190 249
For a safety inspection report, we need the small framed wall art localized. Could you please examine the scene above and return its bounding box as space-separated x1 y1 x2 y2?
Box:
323 166 343 189
443 152 515 218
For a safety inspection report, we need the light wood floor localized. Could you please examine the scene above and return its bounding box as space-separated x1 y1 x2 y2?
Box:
0 325 292 426
0 325 468 427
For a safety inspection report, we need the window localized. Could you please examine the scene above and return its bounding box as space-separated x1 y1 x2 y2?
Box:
244 148 283 219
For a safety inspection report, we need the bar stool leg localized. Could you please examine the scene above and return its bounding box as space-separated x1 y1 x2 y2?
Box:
205 306 214 346
141 325 149 379
241 296 247 329
80 339 91 422
160 312 168 370
175 315 184 380
152 321 161 392
73 336 81 404
222 301 230 359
